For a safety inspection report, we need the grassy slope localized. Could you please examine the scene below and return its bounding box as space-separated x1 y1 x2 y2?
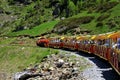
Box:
110 3 120 17
0 37 58 73
0 1 54 36
54 3 120 35
1 1 119 36
8 4 120 36
72 11 101 34
77 3 120 34
8 20 59 36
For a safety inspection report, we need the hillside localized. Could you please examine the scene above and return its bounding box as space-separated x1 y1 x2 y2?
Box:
0 36 59 79
0 0 120 36
53 1 120 35
0 0 120 79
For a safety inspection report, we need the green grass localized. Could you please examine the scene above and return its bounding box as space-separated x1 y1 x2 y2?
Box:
8 20 59 36
110 2 120 17
0 37 16 44
72 11 100 18
56 11 101 35
0 37 59 73
0 45 58 72
68 3 120 35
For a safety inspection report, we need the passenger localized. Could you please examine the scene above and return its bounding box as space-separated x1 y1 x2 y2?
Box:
104 39 110 47
102 39 105 45
97 39 101 45
94 40 97 44
60 39 63 42
117 38 120 49
56 38 59 42
87 40 91 44
112 41 117 49
84 40 88 44
90 40 94 44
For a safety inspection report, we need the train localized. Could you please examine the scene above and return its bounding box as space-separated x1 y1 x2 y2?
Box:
36 31 120 75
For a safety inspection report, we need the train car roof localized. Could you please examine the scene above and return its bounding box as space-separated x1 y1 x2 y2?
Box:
91 35 97 40
94 34 107 40
76 35 90 40
107 31 120 40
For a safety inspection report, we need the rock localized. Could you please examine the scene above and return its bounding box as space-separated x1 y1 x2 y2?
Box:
13 52 88 80
43 63 50 70
49 67 54 71
69 62 74 67
13 71 43 80
62 62 69 68
55 62 64 68
58 53 65 58
58 59 64 63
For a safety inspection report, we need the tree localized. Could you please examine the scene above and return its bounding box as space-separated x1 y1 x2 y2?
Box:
67 0 77 16
76 0 83 11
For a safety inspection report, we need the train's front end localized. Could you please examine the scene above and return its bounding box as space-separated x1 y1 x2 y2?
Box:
36 37 49 47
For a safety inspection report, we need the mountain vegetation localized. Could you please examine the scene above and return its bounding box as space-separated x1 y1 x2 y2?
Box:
0 0 120 79
0 0 120 36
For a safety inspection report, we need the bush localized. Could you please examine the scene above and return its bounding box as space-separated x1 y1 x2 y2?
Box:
96 22 103 27
106 21 116 29
96 1 118 12
53 16 94 34
96 13 110 21
0 7 4 13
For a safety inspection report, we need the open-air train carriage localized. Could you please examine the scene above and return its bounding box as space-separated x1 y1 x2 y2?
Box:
36 31 120 75
107 31 120 74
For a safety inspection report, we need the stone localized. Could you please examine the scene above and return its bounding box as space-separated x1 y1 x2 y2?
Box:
49 67 54 71
13 52 86 80
58 59 64 63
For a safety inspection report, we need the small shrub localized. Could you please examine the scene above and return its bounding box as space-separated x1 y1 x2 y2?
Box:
96 13 110 21
13 25 24 32
96 2 118 12
0 7 4 13
18 65 25 71
96 22 103 27
54 50 59 55
106 21 116 29
53 16 94 34
87 8 94 14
